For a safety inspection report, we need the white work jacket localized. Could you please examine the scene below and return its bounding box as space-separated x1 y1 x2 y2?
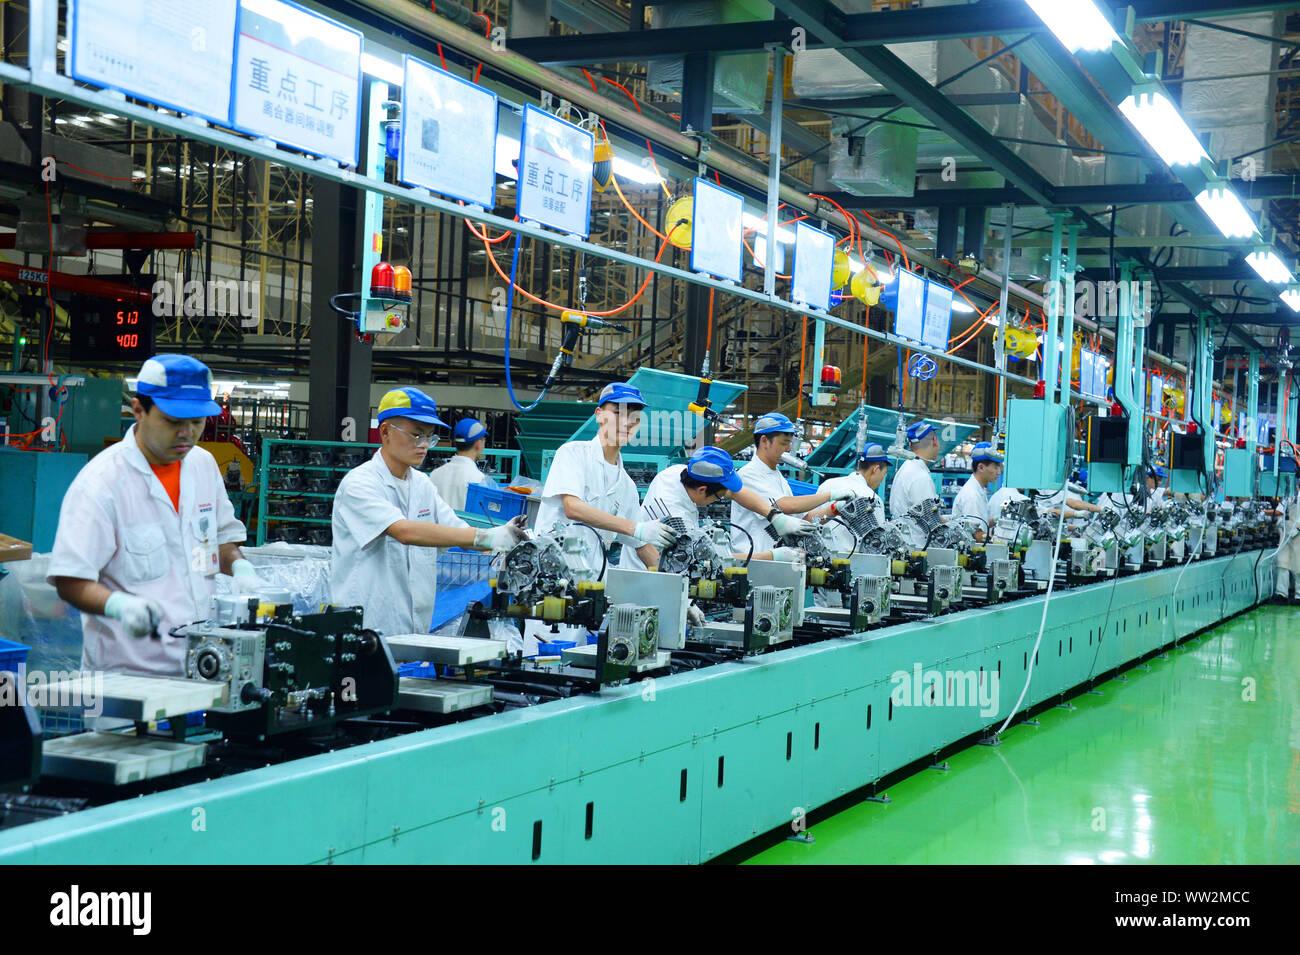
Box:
429 454 496 512
950 474 990 532
621 465 699 570
730 458 794 554
46 424 246 676
535 437 641 581
331 450 467 637
889 457 939 547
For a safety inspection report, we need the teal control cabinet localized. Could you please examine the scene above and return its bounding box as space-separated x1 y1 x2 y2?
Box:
1004 399 1068 491
1222 448 1253 497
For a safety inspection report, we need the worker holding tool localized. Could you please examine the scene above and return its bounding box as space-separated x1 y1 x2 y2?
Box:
331 387 526 637
429 416 497 511
1272 491 1300 603
48 355 259 676
949 442 1004 540
729 412 855 555
622 445 806 570
526 382 669 650
889 422 944 546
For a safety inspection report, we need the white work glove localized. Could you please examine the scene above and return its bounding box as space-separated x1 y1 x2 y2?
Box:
771 513 814 537
475 516 529 553
104 591 164 638
634 520 677 549
687 604 706 628
827 485 857 502
772 546 804 563
230 558 263 589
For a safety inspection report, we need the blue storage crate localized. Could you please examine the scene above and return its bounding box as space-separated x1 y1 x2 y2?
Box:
464 483 529 522
437 548 498 586
0 637 29 675
39 711 84 738
536 639 576 656
787 478 820 496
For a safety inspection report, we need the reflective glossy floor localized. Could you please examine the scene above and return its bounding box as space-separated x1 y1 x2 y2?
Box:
743 604 1300 864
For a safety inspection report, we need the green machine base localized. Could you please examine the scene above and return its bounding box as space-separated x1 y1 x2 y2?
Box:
0 551 1273 864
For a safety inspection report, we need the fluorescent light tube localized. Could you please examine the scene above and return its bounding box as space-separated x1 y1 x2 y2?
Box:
742 212 796 244
361 52 403 87
1281 288 1300 313
1118 89 1209 168
1024 0 1120 53
1246 250 1294 285
1194 186 1259 240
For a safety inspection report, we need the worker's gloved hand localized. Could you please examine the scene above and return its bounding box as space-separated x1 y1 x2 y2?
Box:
230 558 263 589
634 520 677 549
772 546 804 562
770 513 814 537
475 517 529 553
827 485 858 502
104 592 164 638
687 604 706 628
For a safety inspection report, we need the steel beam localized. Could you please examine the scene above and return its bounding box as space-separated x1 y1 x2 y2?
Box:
820 175 1300 210
1079 263 1256 282
504 0 1298 63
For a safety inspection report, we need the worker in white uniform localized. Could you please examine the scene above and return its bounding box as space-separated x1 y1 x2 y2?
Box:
889 422 943 547
1146 465 1167 509
729 412 854 555
331 387 526 637
49 354 258 676
429 417 497 512
1273 492 1300 602
621 446 804 570
528 382 671 651
949 442 1004 541
807 443 891 552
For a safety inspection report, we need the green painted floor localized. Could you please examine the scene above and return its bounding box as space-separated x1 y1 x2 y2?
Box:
743 605 1300 864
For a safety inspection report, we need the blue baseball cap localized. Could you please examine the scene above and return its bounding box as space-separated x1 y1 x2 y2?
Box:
453 417 488 444
907 422 936 443
377 387 449 427
135 354 222 418
754 412 798 435
686 446 743 492
971 441 1004 463
598 382 646 407
1149 465 1167 480
859 443 890 465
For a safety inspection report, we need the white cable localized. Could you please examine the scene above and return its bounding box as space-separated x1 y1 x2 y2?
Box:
996 473 1069 737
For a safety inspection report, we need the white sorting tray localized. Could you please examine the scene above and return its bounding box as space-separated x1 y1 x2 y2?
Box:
397 679 494 713
560 645 671 673
385 634 507 666
40 732 208 785
35 673 228 722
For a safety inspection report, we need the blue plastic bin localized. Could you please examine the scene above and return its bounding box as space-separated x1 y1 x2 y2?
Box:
0 637 29 675
464 483 529 522
399 662 441 680
787 478 820 496
536 639 576 656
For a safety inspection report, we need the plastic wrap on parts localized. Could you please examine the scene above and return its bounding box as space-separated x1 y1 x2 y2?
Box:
0 554 84 674
210 543 334 616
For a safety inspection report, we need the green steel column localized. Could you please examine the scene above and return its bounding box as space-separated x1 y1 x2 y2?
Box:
1059 224 1078 402
359 78 389 321
1044 214 1064 404
1196 313 1215 479
994 204 1014 439
810 318 826 406
1117 264 1142 472
1248 350 1260 456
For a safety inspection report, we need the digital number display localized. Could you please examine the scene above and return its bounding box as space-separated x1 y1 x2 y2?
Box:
68 294 155 362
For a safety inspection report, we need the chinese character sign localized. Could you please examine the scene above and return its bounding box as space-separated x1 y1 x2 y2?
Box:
68 0 238 124
690 177 743 284
232 0 362 166
516 104 594 238
791 222 834 311
399 55 498 209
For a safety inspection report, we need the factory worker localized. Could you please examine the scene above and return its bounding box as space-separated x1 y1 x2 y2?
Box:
889 422 943 546
807 443 891 546
525 382 669 651
49 354 257 676
729 412 855 555
331 388 526 637
950 442 1004 541
429 416 496 511
1146 465 1167 508
1274 493 1300 602
622 446 803 571
1035 484 1103 518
